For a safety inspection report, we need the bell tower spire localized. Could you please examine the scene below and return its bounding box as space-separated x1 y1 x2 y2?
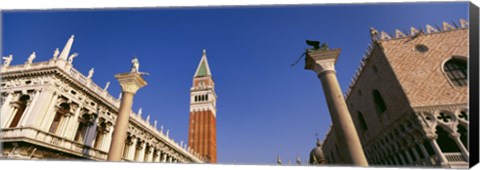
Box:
188 49 217 163
193 49 212 78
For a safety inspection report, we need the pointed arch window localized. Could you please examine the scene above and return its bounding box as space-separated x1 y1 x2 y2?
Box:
435 126 461 152
358 111 368 132
444 58 467 87
373 90 387 114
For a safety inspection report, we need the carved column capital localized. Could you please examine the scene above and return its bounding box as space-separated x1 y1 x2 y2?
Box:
304 48 341 76
115 72 147 94
449 132 461 139
426 134 438 140
136 140 145 150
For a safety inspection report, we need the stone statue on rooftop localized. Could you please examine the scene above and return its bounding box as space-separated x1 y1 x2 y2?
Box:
2 55 13 67
87 68 94 79
104 81 110 91
131 57 139 73
27 52 36 64
68 53 79 64
53 48 60 60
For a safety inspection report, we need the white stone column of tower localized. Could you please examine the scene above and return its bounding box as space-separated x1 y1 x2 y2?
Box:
304 47 369 166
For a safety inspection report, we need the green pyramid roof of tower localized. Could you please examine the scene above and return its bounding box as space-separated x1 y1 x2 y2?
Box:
194 49 212 77
196 60 208 77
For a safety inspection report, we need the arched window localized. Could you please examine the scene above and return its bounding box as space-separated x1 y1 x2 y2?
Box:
358 111 368 132
9 95 30 128
373 90 387 114
444 58 467 87
206 94 209 101
49 103 69 134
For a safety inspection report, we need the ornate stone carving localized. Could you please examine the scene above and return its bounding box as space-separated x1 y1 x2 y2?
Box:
136 140 145 150
115 72 147 94
304 48 341 76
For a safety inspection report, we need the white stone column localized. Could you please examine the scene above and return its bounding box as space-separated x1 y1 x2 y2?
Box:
428 136 448 165
135 141 146 162
25 88 55 129
154 150 161 162
168 155 172 163
146 145 154 162
107 72 147 161
162 152 167 162
103 126 114 152
450 133 469 161
126 137 137 161
39 92 59 131
58 114 72 137
2 107 18 128
18 90 41 127
305 48 368 167
63 105 82 140
0 92 14 127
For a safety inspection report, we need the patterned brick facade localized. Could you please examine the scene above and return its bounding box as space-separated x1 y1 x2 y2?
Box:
381 29 468 107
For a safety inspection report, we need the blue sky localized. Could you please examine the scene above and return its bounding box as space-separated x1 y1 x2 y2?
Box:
2 2 468 165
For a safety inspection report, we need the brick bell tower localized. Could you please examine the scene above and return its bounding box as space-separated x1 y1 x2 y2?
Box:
188 49 217 163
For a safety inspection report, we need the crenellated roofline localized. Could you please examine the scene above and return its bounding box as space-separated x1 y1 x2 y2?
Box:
370 18 469 42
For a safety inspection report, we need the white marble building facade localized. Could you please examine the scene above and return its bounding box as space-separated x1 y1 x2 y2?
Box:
0 36 203 163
